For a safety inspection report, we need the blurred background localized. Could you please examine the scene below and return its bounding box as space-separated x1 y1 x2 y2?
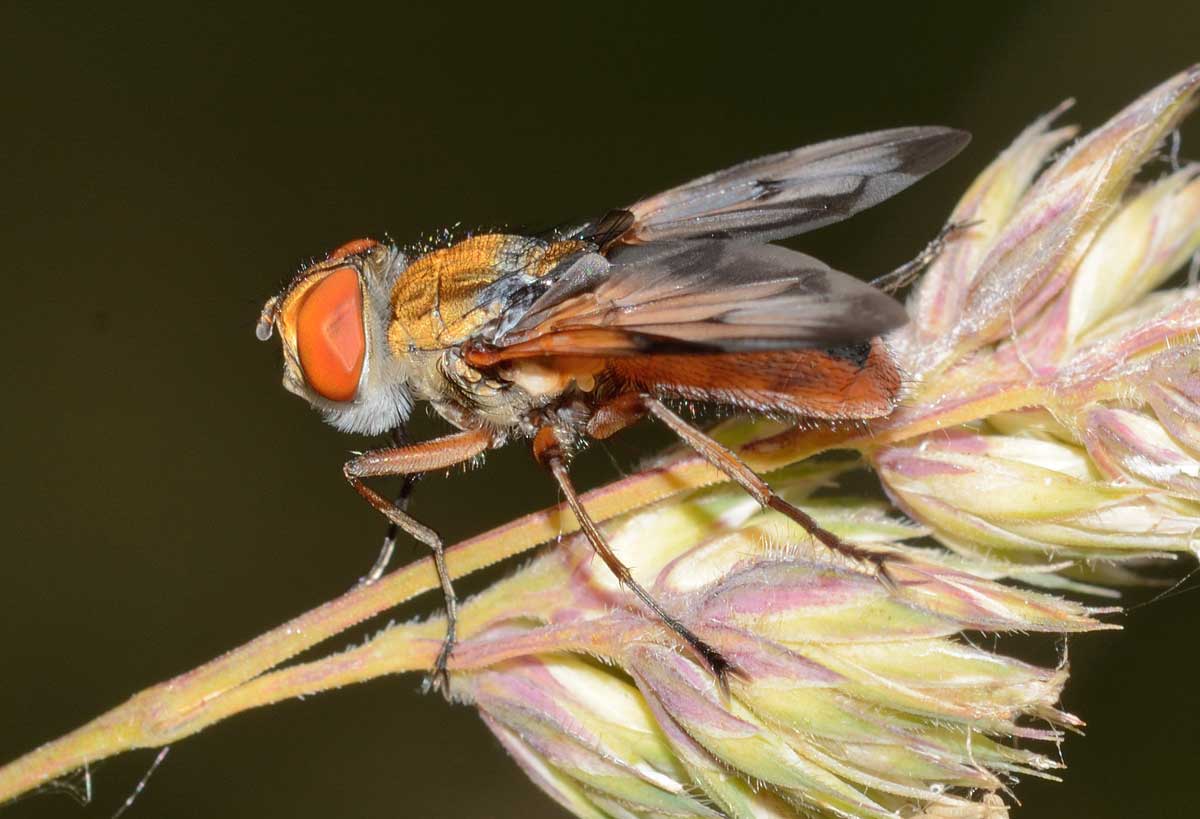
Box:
2 3 1199 817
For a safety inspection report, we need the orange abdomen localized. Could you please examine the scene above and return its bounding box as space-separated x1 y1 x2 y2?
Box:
607 339 902 420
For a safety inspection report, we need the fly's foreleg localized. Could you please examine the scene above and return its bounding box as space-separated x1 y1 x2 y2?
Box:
360 425 422 585
343 427 494 694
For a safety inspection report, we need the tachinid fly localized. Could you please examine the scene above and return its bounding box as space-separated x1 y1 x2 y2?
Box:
256 127 970 691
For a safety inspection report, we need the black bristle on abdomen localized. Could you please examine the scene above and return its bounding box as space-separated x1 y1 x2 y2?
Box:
822 341 872 369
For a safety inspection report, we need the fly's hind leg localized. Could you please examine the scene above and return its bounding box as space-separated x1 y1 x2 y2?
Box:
344 427 495 694
642 398 901 583
869 219 982 294
534 423 738 690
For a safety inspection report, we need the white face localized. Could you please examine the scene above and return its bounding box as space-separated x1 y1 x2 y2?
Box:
257 239 413 436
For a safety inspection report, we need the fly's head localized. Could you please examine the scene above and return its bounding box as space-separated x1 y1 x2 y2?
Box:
257 238 414 435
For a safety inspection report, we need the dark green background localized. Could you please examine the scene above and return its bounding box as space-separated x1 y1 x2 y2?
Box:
3 3 1199 817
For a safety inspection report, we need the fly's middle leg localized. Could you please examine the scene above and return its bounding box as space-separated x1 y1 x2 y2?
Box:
534 423 738 691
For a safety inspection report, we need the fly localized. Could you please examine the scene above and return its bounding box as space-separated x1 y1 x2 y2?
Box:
256 126 970 691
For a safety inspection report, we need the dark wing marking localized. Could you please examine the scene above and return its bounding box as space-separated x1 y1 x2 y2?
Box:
566 127 969 248
577 209 635 250
475 241 908 361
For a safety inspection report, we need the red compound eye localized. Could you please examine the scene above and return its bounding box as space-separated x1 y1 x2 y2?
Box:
295 266 365 402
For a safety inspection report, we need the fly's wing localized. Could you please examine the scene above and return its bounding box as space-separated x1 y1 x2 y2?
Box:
572 127 968 248
471 241 908 362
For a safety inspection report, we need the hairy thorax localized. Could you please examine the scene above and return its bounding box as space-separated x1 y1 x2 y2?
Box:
386 234 587 352
402 347 604 438
385 235 606 436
